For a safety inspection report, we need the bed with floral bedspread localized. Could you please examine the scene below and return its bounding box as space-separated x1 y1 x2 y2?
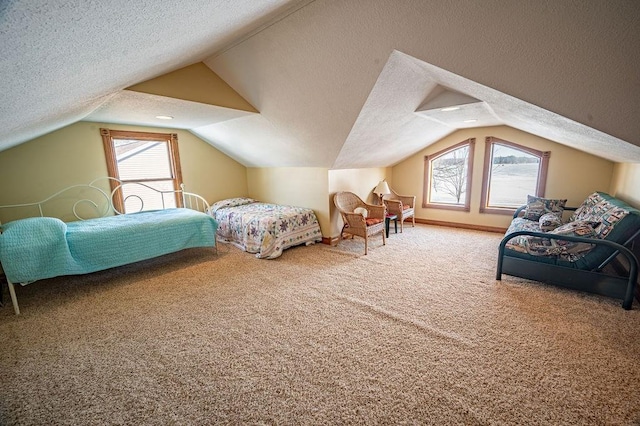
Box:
208 198 322 259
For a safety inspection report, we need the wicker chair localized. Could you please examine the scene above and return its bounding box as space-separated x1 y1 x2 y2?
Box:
382 187 415 232
334 191 386 255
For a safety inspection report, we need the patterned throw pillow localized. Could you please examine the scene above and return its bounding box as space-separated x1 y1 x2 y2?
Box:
522 195 567 221
569 192 601 222
539 212 563 232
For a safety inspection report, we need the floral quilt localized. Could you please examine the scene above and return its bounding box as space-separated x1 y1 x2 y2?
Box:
209 199 322 259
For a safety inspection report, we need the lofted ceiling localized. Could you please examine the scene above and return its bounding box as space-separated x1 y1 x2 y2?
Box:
1 0 639 169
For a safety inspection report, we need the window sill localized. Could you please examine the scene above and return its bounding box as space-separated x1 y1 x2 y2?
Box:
423 203 470 212
479 206 516 215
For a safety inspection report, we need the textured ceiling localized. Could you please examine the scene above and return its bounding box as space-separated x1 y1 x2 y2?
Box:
0 0 306 150
1 0 639 168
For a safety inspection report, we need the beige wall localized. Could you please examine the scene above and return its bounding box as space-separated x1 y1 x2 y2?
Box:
247 167 330 236
246 167 392 239
0 121 248 223
328 168 390 238
610 163 640 207
391 126 614 229
1 120 625 238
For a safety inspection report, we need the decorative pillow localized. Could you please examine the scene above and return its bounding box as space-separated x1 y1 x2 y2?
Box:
569 192 601 222
539 212 563 232
365 218 383 226
209 197 256 214
354 207 368 218
522 195 567 221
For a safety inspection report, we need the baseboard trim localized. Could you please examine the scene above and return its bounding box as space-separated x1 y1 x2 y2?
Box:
322 220 506 245
414 218 507 234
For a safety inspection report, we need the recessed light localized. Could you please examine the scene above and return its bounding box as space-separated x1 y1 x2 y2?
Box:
440 107 460 112
463 119 478 123
155 115 173 120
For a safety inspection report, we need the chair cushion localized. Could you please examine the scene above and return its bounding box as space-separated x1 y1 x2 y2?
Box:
365 218 383 226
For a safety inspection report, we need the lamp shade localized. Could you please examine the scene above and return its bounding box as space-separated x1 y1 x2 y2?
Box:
374 180 391 196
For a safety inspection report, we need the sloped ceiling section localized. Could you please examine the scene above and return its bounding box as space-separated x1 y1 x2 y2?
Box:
334 50 640 169
204 0 640 167
0 0 307 151
1 0 639 169
85 62 258 130
126 63 257 113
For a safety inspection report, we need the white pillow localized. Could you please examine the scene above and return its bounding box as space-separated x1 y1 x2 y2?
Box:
353 207 368 218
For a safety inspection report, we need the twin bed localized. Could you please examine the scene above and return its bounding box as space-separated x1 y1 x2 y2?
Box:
0 178 218 314
0 180 322 314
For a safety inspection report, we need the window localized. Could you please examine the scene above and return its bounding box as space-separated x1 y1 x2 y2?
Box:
423 139 475 211
480 136 549 215
100 129 183 213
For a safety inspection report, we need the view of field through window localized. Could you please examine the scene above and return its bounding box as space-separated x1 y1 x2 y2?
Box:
429 143 539 208
429 144 469 205
488 162 539 207
487 144 539 208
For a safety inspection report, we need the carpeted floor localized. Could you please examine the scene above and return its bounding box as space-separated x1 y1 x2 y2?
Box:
1 224 639 425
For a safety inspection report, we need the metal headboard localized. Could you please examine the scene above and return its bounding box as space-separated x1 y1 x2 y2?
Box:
0 177 211 227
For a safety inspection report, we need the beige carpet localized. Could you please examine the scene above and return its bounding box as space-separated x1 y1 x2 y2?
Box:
1 224 639 425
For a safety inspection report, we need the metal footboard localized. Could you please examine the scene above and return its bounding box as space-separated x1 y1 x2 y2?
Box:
496 230 638 310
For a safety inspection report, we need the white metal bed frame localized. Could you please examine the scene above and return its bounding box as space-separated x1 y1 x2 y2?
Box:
0 177 211 223
0 177 212 314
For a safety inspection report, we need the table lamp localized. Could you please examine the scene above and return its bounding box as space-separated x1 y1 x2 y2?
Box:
374 180 391 206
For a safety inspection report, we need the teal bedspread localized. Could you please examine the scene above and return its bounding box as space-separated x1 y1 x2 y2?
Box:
0 208 218 284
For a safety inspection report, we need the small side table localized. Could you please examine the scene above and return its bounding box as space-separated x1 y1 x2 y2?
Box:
385 214 398 238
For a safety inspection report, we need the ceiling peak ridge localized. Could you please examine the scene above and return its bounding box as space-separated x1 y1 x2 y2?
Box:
210 0 317 59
